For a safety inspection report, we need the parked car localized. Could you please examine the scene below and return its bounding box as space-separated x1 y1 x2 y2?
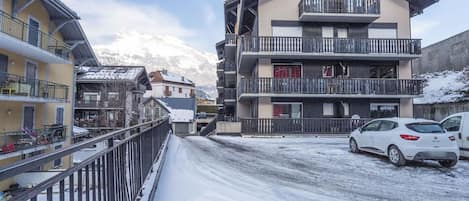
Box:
441 112 469 158
350 118 459 167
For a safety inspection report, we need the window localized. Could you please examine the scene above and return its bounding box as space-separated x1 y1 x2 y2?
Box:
108 92 119 102
56 107 64 125
442 116 462 132
379 121 398 131
173 87 175 91
323 102 349 117
165 86 169 91
272 26 302 37
179 88 182 93
323 103 334 116
273 103 302 118
83 92 99 104
370 66 397 78
370 103 399 118
274 65 302 78
406 123 445 134
368 28 397 39
322 66 334 78
362 121 381 132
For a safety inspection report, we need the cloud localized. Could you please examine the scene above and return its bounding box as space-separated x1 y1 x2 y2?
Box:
202 4 217 26
62 0 193 46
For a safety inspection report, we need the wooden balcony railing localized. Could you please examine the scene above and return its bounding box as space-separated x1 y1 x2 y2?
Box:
240 36 421 55
0 10 71 60
239 78 423 96
0 72 69 101
299 0 380 15
241 118 371 135
75 100 124 108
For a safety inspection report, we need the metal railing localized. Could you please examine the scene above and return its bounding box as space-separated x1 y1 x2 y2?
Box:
0 125 66 155
75 100 124 108
224 88 237 100
224 60 237 72
299 0 380 15
0 72 69 101
0 118 171 201
241 118 371 135
217 62 224 70
75 120 125 129
240 36 421 55
0 10 71 60
239 78 423 96
199 115 217 136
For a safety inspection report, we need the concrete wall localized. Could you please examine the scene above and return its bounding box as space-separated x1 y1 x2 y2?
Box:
413 30 469 75
216 121 241 134
414 101 469 121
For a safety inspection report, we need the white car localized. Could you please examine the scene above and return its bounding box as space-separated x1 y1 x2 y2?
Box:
349 118 460 167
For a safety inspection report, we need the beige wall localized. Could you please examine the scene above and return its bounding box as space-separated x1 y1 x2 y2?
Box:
258 0 300 36
400 98 413 118
258 97 273 118
375 0 411 38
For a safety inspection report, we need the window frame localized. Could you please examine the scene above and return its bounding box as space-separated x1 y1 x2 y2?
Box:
442 116 462 132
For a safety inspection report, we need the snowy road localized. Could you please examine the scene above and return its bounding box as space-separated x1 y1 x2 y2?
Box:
154 136 469 201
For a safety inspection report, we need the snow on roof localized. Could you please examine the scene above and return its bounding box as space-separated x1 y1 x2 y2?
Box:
160 71 194 85
77 66 145 81
414 68 469 104
169 109 195 123
157 98 195 123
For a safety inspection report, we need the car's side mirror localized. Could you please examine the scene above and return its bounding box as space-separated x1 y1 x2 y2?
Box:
358 128 363 133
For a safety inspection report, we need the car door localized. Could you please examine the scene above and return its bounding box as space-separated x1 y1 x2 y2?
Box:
357 120 381 149
441 115 463 147
372 120 398 154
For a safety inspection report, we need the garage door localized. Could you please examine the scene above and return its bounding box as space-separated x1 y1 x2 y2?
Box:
175 123 189 134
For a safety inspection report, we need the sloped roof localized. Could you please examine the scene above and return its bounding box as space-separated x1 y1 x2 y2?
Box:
150 70 194 86
41 0 99 66
76 66 152 90
158 98 196 123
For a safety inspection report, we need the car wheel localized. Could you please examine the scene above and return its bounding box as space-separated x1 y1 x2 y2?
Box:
388 145 406 167
438 160 457 168
349 138 360 153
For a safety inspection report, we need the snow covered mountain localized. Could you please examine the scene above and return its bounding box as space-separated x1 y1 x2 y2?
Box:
94 32 218 87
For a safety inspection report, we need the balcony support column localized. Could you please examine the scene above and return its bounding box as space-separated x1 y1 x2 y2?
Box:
12 0 36 17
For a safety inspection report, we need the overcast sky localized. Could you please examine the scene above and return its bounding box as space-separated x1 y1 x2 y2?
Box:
62 0 468 53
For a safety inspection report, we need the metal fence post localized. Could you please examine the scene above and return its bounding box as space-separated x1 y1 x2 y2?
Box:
106 138 115 201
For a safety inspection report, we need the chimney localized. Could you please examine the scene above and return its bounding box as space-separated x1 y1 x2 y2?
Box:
181 76 185 81
162 69 168 74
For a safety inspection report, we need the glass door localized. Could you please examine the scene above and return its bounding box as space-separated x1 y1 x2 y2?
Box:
28 18 40 47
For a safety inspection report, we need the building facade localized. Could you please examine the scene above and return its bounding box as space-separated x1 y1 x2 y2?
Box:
146 70 196 98
217 0 437 135
0 0 98 190
74 66 151 137
143 96 170 122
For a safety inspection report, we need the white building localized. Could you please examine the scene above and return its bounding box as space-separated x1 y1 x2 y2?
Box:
146 70 196 98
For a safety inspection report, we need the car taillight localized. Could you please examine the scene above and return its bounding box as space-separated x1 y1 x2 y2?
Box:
400 134 420 141
449 136 456 141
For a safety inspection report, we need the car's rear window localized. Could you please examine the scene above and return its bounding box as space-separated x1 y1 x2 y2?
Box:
406 123 445 134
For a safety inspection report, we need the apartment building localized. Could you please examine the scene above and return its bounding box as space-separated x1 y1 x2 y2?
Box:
217 0 437 135
146 70 196 98
0 0 98 190
74 66 152 137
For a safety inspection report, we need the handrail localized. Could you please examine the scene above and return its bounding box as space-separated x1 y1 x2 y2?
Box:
240 36 422 55
0 10 71 60
0 72 69 100
239 77 424 96
299 0 380 15
0 118 171 201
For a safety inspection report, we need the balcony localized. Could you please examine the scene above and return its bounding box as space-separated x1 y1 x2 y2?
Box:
0 125 66 159
241 118 370 135
299 0 380 22
0 11 71 64
217 62 225 71
239 36 421 73
225 34 237 60
75 100 124 109
224 88 236 103
224 60 237 73
217 79 224 88
239 78 423 100
0 72 69 103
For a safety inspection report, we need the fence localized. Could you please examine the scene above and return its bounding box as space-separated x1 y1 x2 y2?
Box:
0 118 171 201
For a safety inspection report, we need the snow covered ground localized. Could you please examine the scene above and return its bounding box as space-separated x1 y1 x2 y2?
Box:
414 68 469 104
155 136 469 201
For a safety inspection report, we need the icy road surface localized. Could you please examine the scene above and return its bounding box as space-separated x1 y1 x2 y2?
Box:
154 136 469 201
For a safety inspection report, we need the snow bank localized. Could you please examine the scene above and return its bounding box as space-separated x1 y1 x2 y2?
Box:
414 68 469 104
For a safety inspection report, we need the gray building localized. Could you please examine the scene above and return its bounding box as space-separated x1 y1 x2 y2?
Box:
216 0 437 135
413 29 469 75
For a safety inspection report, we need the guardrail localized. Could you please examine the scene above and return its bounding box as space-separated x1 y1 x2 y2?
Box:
225 34 237 45
239 78 423 96
241 118 370 135
0 10 71 60
0 118 171 201
240 36 421 55
0 72 69 101
299 0 380 15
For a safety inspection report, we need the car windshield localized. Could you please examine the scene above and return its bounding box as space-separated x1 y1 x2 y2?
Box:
406 123 445 134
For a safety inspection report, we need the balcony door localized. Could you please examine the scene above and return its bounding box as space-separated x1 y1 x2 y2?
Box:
272 26 302 52
25 61 37 95
273 103 303 133
0 54 7 83
28 17 40 47
23 105 35 130
273 65 302 93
